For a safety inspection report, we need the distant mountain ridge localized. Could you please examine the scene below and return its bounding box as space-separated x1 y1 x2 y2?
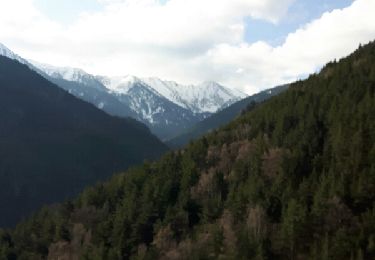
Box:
39 67 246 140
0 43 28 64
0 43 249 140
138 77 245 113
0 44 248 140
0 43 247 140
167 84 289 148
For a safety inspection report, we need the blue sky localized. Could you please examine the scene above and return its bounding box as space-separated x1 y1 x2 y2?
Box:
245 0 354 46
34 0 354 46
34 0 170 25
2 0 374 94
34 0 102 24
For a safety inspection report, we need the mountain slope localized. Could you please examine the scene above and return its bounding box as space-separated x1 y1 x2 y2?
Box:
2 41 375 259
141 77 247 113
30 62 199 140
30 62 140 119
0 56 168 227
167 84 289 148
0 43 27 64
97 76 209 140
97 76 246 140
0 44 137 120
30 60 246 140
1 44 246 140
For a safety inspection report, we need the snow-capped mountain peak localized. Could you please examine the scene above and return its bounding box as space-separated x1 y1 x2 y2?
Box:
0 43 27 64
0 43 247 140
98 75 151 95
30 61 108 92
139 78 247 113
32 62 83 81
140 77 247 113
99 75 247 114
34 62 84 80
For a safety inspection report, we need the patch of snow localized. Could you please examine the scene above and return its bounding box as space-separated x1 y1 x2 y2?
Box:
98 75 145 94
0 43 248 127
100 75 247 114
31 61 89 83
0 43 28 64
140 77 247 113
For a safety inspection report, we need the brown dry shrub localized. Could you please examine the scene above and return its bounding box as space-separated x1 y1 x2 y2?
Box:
191 168 216 200
324 196 354 231
322 66 335 79
153 225 177 253
218 210 237 251
137 243 148 259
218 144 232 176
206 145 220 163
262 148 284 178
48 223 92 260
246 205 268 241
160 229 213 260
236 140 256 161
48 241 77 260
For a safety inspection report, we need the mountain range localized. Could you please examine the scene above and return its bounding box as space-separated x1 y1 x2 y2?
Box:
0 43 246 140
2 40 374 259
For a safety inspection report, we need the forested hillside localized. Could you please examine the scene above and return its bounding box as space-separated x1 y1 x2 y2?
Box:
0 56 168 227
167 85 288 148
1 41 374 259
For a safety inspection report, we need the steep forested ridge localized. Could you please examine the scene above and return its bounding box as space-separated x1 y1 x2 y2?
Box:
167 84 289 148
1 41 375 259
0 56 168 227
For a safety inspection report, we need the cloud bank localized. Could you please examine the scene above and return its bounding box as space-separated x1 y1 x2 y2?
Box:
0 0 374 94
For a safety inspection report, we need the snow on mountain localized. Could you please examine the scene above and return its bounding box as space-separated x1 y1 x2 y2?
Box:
95 75 248 140
32 62 86 82
0 43 246 115
185 81 247 113
140 77 188 108
109 76 247 114
0 44 100 91
0 43 28 65
97 75 150 95
31 61 107 91
0 43 247 140
96 76 205 139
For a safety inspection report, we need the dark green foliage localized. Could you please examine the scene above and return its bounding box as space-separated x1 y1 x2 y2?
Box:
0 56 168 227
1 41 375 259
167 85 289 148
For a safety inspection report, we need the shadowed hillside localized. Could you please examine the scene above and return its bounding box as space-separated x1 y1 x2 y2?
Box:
1 41 375 259
0 56 168 227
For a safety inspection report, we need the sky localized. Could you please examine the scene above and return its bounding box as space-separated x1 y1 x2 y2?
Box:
0 0 375 94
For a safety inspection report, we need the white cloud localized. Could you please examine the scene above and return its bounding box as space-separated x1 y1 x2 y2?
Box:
205 0 375 93
0 0 374 94
0 0 61 44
